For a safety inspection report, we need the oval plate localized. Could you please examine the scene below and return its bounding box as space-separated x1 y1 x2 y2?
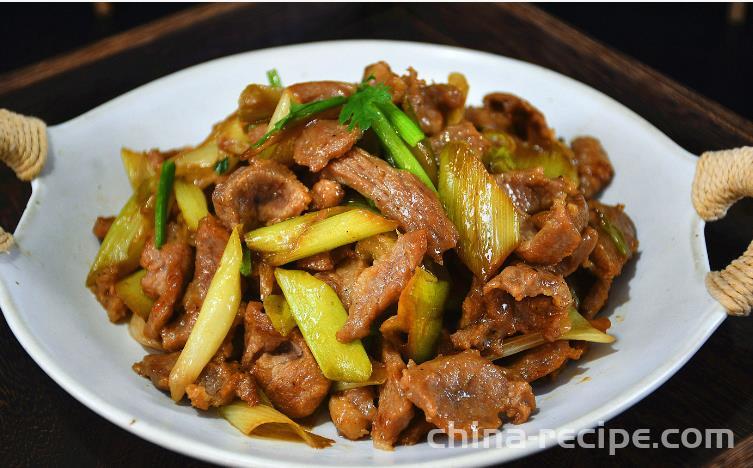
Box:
0 40 725 467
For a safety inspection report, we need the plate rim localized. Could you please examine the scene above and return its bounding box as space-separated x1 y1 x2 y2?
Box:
0 39 727 467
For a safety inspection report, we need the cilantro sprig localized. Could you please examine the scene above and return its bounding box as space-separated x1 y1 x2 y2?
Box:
249 78 434 191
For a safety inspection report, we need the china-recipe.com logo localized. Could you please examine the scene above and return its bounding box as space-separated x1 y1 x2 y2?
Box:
427 421 734 455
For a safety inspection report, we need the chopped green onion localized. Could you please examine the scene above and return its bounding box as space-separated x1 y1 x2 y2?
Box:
274 268 372 382
370 105 436 191
266 69 282 88
154 160 176 249
378 101 425 147
214 157 229 174
240 245 252 277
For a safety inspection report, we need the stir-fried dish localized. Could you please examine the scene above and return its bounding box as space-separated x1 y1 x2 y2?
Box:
87 62 637 449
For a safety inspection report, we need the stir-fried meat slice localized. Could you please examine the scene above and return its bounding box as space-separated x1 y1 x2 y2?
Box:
323 148 458 262
212 158 311 230
450 276 510 357
294 120 361 172
160 216 226 352
398 413 436 446
545 227 599 277
337 230 427 343
496 168 589 265
185 360 259 410
466 92 554 145
295 251 335 272
311 179 345 210
429 121 490 158
485 264 572 341
329 386 377 440
400 351 535 435
161 309 197 352
315 256 369 309
495 167 571 215
571 137 613 199
140 236 193 339
182 215 230 314
252 330 331 418
372 344 414 450
241 301 287 367
257 260 276 300
402 68 464 136
132 352 180 391
364 61 407 103
506 341 584 383
92 216 114 242
516 193 588 265
287 81 356 103
581 200 639 318
91 265 129 322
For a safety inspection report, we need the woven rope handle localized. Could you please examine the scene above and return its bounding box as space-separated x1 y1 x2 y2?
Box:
692 146 753 316
0 109 48 253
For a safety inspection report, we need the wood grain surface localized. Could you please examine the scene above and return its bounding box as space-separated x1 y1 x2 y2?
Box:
1 3 752 466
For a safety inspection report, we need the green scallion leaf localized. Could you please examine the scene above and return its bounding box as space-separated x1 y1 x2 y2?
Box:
240 245 252 277
266 69 282 88
214 157 229 174
154 160 176 249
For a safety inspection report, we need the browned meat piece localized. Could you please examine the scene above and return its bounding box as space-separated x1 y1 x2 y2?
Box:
400 351 535 436
329 386 377 440
452 264 573 354
495 167 570 215
571 137 613 198
337 230 427 342
402 68 464 135
506 341 584 382
315 256 370 309
92 216 114 242
581 200 639 318
132 352 180 391
466 92 554 145
293 120 360 172
311 179 345 210
287 81 356 103
450 276 510 357
364 61 407 103
91 265 129 322
212 159 311 230
429 122 490 158
295 251 335 272
545 227 599 277
182 215 229 314
257 260 276 300
252 330 331 418
372 344 414 450
398 413 436 446
140 237 193 339
185 360 259 410
495 168 589 265
241 301 287 367
323 148 458 262
516 193 587 265
484 264 572 342
161 309 197 352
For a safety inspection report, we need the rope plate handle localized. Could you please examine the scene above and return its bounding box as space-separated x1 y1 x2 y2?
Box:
692 147 753 316
0 109 48 252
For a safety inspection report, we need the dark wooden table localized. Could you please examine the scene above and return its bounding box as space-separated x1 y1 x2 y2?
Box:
1 4 752 466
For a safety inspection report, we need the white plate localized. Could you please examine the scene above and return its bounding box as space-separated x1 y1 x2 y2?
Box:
0 40 725 467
